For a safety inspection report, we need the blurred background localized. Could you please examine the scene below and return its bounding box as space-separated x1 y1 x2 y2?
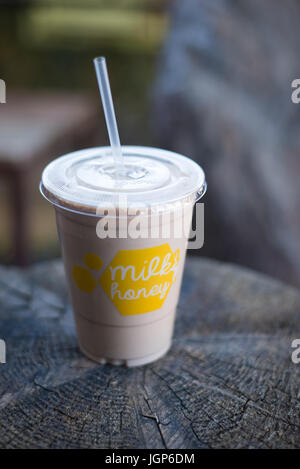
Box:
0 0 167 264
1 0 300 289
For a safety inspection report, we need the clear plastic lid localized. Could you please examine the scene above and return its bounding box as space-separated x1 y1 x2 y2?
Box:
40 146 206 215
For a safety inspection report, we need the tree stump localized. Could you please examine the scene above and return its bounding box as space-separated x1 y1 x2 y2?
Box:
0 258 300 449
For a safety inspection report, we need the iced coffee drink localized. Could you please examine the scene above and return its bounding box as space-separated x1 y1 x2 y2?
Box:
41 145 205 366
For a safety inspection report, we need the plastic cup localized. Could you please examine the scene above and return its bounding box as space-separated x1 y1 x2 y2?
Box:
40 146 206 366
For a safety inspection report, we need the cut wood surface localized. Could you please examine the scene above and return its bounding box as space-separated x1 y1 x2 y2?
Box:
0 257 300 449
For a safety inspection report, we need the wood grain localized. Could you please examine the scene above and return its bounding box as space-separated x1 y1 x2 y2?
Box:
0 258 300 448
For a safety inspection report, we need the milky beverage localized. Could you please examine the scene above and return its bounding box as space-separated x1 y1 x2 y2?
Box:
40 146 206 366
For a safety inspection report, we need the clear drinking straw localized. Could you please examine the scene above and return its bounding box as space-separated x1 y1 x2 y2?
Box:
93 57 124 170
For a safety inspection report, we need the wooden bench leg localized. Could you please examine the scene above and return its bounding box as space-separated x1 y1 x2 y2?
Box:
10 168 31 266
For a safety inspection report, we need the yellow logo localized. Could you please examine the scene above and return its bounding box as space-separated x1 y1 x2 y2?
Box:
72 253 103 294
72 244 180 316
